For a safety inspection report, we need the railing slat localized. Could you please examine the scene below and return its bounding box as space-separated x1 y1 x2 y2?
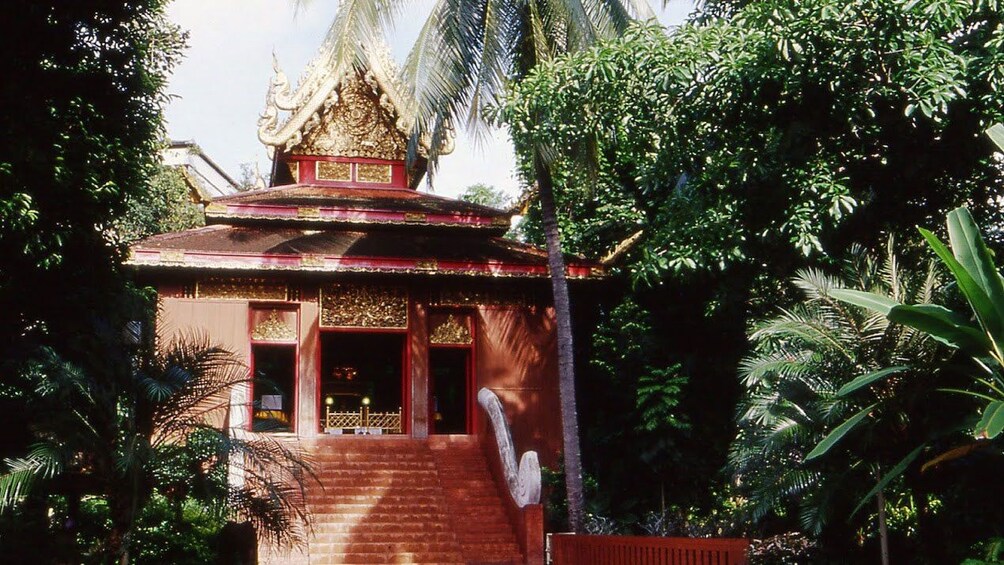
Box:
551 535 749 565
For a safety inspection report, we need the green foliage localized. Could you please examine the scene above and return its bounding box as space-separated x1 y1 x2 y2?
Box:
75 495 223 564
833 207 1004 438
591 298 689 434
0 1 186 354
459 183 512 210
116 165 204 244
0 332 312 561
502 1 1004 283
965 537 1004 565
731 244 948 539
502 1 1004 544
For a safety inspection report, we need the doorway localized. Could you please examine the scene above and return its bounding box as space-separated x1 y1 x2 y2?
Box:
429 348 472 434
319 332 406 434
251 344 296 433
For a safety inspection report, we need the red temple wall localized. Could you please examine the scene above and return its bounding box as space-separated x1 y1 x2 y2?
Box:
476 305 561 468
159 298 251 364
155 291 563 462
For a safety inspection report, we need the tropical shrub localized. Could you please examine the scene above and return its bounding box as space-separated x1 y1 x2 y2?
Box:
0 333 312 563
731 243 951 556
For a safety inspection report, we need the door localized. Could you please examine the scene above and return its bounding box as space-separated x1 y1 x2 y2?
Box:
429 347 471 434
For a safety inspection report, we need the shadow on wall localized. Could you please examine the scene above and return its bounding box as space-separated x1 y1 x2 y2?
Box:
477 304 560 467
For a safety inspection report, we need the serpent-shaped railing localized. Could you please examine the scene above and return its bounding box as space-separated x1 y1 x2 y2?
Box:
477 387 541 507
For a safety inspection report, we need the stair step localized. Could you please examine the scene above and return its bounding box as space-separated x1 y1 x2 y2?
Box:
261 437 525 565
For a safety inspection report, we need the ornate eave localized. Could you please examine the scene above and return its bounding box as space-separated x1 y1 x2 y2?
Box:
204 185 512 232
126 225 604 280
127 248 602 279
257 42 452 160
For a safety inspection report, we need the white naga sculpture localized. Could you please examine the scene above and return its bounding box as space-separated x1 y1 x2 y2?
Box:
477 387 541 508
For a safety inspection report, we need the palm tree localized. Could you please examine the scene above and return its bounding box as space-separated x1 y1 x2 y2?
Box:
303 0 656 532
0 333 312 564
730 244 947 559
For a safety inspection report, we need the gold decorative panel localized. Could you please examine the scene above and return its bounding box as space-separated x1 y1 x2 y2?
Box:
430 314 473 345
316 160 351 181
251 310 297 342
404 212 427 223
431 288 534 308
294 77 408 160
197 277 288 301
286 161 300 182
320 284 408 328
356 163 392 184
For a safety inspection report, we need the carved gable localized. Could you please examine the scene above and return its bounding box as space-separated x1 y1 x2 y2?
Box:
291 76 408 161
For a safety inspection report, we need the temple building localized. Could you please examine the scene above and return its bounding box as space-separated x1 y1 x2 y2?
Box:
129 42 602 564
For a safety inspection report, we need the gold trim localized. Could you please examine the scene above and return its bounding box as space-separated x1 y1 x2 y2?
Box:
415 259 438 271
160 250 186 264
251 311 297 341
197 277 288 301
301 254 325 268
292 77 408 161
316 160 351 182
320 284 408 328
431 288 533 307
356 163 392 184
297 206 320 218
430 314 472 345
191 208 506 228
205 202 227 215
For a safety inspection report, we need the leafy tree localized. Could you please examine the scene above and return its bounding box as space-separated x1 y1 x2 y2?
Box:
312 0 658 531
578 296 689 521
732 244 952 560
501 0 1004 526
503 3 1004 283
459 183 512 210
0 1 185 356
116 165 204 245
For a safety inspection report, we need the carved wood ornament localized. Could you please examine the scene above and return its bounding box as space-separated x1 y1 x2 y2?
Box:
430 314 472 345
320 283 408 329
293 77 407 160
251 310 297 342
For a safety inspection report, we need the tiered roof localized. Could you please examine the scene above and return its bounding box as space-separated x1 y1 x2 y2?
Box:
128 42 602 280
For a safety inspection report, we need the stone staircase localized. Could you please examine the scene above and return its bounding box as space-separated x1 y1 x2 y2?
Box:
260 436 524 565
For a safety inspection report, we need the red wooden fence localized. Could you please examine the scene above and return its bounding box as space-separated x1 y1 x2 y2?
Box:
550 534 749 565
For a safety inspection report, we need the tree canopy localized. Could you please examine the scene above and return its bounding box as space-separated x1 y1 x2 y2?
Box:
499 0 1004 540
0 1 185 357
502 0 1004 284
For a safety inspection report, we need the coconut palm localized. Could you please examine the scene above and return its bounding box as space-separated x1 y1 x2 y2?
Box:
300 0 657 531
730 243 947 558
0 333 312 563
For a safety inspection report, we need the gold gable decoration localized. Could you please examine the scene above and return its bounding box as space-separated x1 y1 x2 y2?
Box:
320 284 408 329
293 77 407 161
252 310 297 342
430 314 473 345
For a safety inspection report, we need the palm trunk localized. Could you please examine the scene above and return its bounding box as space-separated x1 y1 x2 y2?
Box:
877 488 890 565
534 151 585 533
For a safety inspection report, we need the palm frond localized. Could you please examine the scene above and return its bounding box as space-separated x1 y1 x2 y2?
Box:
0 443 64 512
309 0 409 79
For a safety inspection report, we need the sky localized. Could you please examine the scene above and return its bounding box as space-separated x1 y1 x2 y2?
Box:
164 1 695 198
